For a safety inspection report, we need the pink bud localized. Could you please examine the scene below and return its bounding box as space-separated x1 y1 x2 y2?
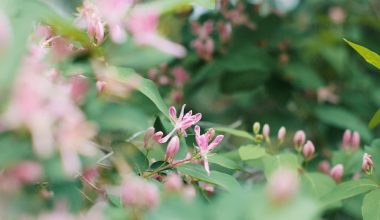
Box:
10 161 42 183
169 106 177 120
164 173 183 192
330 164 344 183
302 140 315 159
362 153 374 174
341 129 352 150
96 81 106 93
199 182 214 194
109 24 127 44
277 126 286 143
267 168 299 204
351 131 360 150
70 75 88 103
144 127 155 149
293 130 306 150
143 182 160 209
317 160 330 174
153 131 163 143
165 136 180 161
263 123 270 141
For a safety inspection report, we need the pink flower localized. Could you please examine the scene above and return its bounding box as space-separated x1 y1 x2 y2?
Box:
157 104 202 143
351 131 361 150
341 129 352 150
9 161 43 184
318 160 330 174
96 80 107 94
76 0 105 44
362 153 374 175
262 123 270 141
293 130 306 150
216 21 232 43
329 6 346 24
70 75 89 103
128 10 186 57
267 168 299 203
171 66 189 86
194 125 224 175
330 164 344 183
165 136 180 161
302 140 315 159
164 173 183 192
277 126 286 143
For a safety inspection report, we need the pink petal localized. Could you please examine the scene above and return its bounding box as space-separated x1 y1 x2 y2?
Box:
169 106 177 121
209 135 224 150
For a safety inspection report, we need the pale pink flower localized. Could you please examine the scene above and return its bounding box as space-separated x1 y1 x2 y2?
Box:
9 161 43 184
318 160 330 174
194 125 224 175
302 140 315 159
277 126 286 143
96 80 107 94
351 131 361 150
262 123 270 141
267 168 299 203
191 38 214 61
182 185 196 200
293 130 306 150
362 153 374 174
70 75 89 103
317 84 339 104
171 66 189 86
329 6 346 24
157 104 202 143
128 10 186 57
165 136 180 161
76 0 105 44
164 173 183 192
192 21 213 40
216 21 232 43
341 129 352 150
330 164 344 183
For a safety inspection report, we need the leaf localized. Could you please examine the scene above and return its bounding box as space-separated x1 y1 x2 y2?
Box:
314 106 372 142
321 179 378 205
117 68 169 119
362 190 380 220
214 127 255 141
208 154 241 170
344 39 380 70
177 163 241 191
238 145 266 161
301 172 336 199
369 109 380 129
262 153 300 179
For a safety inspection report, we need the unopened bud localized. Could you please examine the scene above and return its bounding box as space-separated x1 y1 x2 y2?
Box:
262 123 270 141
303 140 315 160
362 153 374 175
153 131 163 143
253 122 260 134
317 160 330 174
144 127 155 149
351 131 360 151
164 173 183 192
277 126 286 143
341 129 352 150
267 168 299 204
330 164 344 183
165 136 180 161
293 130 306 151
96 81 107 94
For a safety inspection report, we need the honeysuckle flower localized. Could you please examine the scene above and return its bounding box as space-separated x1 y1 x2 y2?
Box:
302 140 315 159
330 164 344 183
267 168 299 204
191 20 215 61
277 126 286 143
96 80 106 94
128 10 186 57
194 125 224 175
317 84 339 104
262 123 270 141
157 104 202 143
351 131 361 150
216 21 232 43
165 136 180 162
362 153 374 175
171 66 189 86
293 130 306 151
76 0 105 44
341 129 352 150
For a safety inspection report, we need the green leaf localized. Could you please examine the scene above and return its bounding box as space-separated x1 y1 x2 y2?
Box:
362 190 380 220
177 163 241 191
344 39 380 70
369 109 380 129
208 154 241 170
321 179 378 205
262 153 300 179
238 145 266 161
301 172 336 199
214 127 255 141
314 106 372 141
332 149 363 175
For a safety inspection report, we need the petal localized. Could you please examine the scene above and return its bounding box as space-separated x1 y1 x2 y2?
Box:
203 158 210 176
169 106 177 121
209 135 224 150
159 128 176 143
193 113 202 124
178 104 186 121
194 125 201 136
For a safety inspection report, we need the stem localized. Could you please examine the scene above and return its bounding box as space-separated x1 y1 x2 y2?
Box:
142 155 198 178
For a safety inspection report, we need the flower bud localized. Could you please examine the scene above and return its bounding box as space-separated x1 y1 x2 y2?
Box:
182 185 196 201
362 153 374 175
317 160 330 174
164 173 183 192
267 168 299 204
277 126 286 143
263 123 270 141
96 81 107 94
10 161 42 183
330 164 344 183
153 131 163 143
293 130 306 151
253 122 260 134
165 136 180 161
351 131 361 151
144 127 155 149
341 129 352 150
303 140 315 159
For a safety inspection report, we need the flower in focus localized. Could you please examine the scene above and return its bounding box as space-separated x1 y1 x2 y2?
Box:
267 168 299 204
156 104 202 143
194 125 224 175
362 153 374 175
